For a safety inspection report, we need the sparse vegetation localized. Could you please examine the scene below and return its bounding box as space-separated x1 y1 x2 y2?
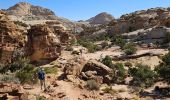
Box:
44 67 58 74
111 63 126 83
155 51 170 83
16 64 38 84
77 38 101 53
0 74 20 84
123 42 137 55
86 80 100 90
101 55 113 68
129 64 156 88
114 35 126 48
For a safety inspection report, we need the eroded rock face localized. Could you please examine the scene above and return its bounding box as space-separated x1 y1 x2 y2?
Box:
26 24 61 63
0 10 26 64
5 2 57 20
109 7 170 34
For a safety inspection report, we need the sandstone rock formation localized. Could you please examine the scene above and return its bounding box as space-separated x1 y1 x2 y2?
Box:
0 83 28 100
109 7 170 34
64 58 112 84
26 24 61 63
0 10 26 64
87 12 115 25
5 2 56 20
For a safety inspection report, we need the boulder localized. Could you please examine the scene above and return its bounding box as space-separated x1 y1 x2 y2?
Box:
64 57 86 76
82 60 112 76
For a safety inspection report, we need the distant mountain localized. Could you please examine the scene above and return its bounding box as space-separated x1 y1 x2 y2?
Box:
2 2 85 31
87 12 115 25
4 2 57 20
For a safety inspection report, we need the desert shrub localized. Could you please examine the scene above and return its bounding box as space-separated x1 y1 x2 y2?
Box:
111 63 126 83
16 64 38 84
123 42 137 55
129 64 156 88
44 67 58 74
111 35 126 48
86 80 100 90
155 51 170 83
0 57 30 73
124 62 133 67
101 55 113 68
77 38 100 53
0 74 20 84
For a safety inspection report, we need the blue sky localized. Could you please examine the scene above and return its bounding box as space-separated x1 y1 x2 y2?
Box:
0 0 170 21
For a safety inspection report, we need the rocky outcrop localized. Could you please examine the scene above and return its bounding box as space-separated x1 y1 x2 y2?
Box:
122 26 170 44
64 58 112 84
0 83 28 100
87 12 115 25
109 7 170 34
0 10 26 64
81 60 112 83
5 2 57 20
64 57 87 76
26 24 61 63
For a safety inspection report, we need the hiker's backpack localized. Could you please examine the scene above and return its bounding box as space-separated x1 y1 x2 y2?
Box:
38 71 45 80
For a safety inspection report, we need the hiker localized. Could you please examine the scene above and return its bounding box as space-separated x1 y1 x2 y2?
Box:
38 68 46 90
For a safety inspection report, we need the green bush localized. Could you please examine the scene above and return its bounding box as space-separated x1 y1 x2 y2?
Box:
129 64 156 87
78 41 100 53
111 63 126 83
0 74 20 84
123 42 137 55
86 80 100 90
16 64 38 84
0 57 30 73
44 67 58 74
155 51 170 83
101 55 113 68
111 35 126 48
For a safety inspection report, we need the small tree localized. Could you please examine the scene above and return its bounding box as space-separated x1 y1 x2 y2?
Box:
123 42 137 55
101 55 113 68
129 64 156 88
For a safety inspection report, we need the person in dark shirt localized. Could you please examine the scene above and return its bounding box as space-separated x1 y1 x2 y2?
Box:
38 68 46 90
